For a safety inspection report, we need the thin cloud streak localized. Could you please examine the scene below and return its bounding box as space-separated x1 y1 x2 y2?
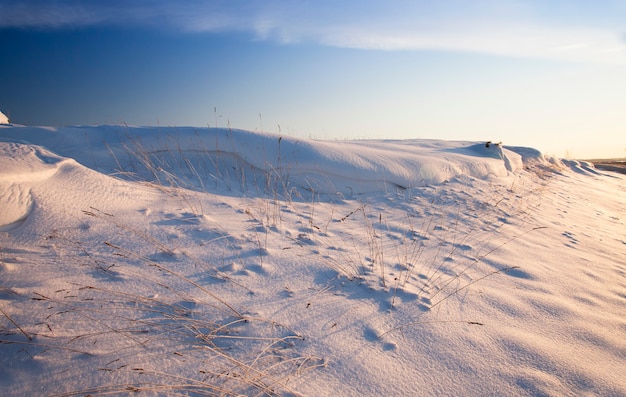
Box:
0 1 164 29
1 1 624 64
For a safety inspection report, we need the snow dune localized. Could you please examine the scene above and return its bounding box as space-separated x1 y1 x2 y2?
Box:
0 142 76 231
0 125 535 195
0 124 624 396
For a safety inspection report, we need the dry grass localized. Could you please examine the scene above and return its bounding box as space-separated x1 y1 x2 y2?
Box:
0 134 555 395
2 203 324 396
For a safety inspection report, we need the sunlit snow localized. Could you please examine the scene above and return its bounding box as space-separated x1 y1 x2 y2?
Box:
0 124 624 396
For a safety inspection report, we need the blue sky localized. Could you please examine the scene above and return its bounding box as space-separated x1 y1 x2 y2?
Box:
1 1 625 159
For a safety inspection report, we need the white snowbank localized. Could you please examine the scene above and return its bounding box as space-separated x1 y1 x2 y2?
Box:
0 125 624 396
0 142 73 230
0 125 544 196
0 110 9 124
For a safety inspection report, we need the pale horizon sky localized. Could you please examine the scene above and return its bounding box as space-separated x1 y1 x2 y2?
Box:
1 1 625 159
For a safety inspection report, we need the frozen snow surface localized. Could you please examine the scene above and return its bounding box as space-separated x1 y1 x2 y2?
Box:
0 125 624 396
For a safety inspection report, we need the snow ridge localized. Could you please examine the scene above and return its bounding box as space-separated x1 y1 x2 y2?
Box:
1 125 624 396
0 125 538 196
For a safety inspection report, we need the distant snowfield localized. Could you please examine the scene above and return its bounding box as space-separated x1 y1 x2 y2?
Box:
0 125 624 396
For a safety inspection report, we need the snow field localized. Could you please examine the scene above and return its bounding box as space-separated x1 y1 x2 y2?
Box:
0 125 625 396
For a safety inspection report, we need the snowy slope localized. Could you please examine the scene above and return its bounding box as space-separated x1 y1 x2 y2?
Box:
0 125 624 396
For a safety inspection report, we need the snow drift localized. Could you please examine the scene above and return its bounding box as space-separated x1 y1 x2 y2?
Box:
0 125 543 197
0 124 624 396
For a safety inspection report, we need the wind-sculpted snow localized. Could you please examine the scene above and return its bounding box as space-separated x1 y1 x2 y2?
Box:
0 142 74 230
1 124 624 396
0 125 537 196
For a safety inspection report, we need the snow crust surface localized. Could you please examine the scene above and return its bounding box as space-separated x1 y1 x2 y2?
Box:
0 125 624 396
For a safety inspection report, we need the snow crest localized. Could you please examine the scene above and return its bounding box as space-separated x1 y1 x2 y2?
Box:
0 142 73 230
0 126 540 196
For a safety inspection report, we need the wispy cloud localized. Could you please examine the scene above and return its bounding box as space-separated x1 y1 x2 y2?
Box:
1 0 624 64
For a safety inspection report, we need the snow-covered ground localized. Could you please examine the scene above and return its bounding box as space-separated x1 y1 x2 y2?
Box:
0 124 624 396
